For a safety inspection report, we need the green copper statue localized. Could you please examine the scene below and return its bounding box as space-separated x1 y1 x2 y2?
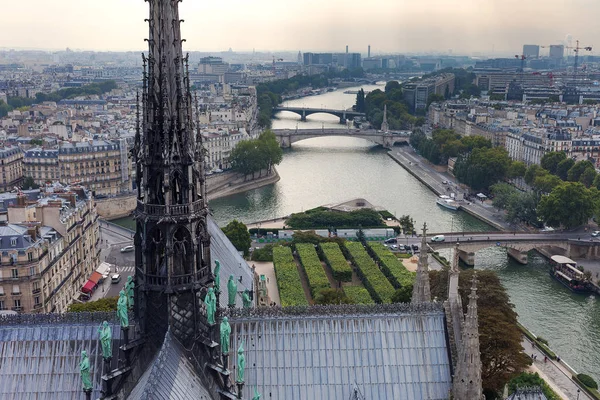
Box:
220 316 231 354
79 350 92 391
98 321 112 359
214 259 221 293
237 342 246 383
252 387 261 400
204 287 217 325
227 274 237 307
242 289 252 309
116 290 129 328
125 276 135 309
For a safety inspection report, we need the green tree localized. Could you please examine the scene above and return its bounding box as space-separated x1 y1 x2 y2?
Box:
538 182 596 228
391 284 413 303
593 173 600 190
22 176 40 190
453 147 512 191
507 373 560 400
222 220 252 256
506 192 538 226
490 183 518 210
315 288 353 305
533 172 561 193
429 269 531 393
580 167 597 188
507 161 527 179
251 244 275 261
540 151 567 174
68 297 118 312
567 160 594 182
524 164 544 186
0 100 12 118
355 89 366 113
555 158 575 181
385 81 401 93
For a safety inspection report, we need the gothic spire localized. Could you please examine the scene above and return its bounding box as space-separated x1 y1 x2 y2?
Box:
452 273 484 400
448 242 463 356
411 222 431 303
381 103 389 132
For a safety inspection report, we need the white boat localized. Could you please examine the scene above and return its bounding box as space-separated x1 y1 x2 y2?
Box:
436 195 460 211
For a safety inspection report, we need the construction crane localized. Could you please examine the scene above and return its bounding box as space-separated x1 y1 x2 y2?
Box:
569 40 592 83
514 54 527 86
272 56 284 74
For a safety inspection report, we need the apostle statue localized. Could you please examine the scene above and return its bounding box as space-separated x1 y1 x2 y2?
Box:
79 350 92 391
214 259 221 293
237 342 246 383
204 287 217 325
116 290 129 328
227 274 237 307
97 321 112 360
220 316 231 354
242 289 252 309
125 276 135 309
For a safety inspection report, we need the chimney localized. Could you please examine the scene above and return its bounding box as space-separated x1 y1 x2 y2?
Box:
27 226 38 240
368 45 371 58
346 45 348 54
16 194 27 207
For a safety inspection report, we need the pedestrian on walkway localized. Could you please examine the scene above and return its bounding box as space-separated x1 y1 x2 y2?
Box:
544 356 548 363
531 353 535 359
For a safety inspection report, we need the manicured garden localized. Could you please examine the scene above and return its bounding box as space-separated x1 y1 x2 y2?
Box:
295 243 330 297
343 286 375 304
368 242 415 289
342 242 395 303
273 246 308 307
319 242 353 282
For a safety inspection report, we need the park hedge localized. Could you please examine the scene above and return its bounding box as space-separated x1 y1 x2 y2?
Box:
273 246 308 307
367 242 415 289
319 242 353 282
342 242 395 303
344 285 375 304
295 243 330 298
573 375 600 400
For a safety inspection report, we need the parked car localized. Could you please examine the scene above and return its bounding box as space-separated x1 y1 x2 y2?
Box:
411 244 419 251
592 231 600 237
390 244 398 250
120 245 134 253
431 235 445 242
384 238 397 244
111 274 122 284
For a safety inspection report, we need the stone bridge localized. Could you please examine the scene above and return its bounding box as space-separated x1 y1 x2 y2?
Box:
272 128 409 149
428 234 600 266
273 106 366 124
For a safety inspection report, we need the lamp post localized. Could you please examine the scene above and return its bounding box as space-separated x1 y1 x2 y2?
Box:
577 389 581 400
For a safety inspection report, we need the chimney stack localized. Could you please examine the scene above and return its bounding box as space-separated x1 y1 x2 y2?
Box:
346 45 348 54
368 45 371 58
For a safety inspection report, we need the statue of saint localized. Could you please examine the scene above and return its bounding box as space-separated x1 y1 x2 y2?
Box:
227 274 237 307
116 290 129 328
237 342 246 383
252 387 261 400
125 276 135 309
214 259 221 293
79 350 92 391
220 316 231 354
97 321 112 359
204 287 217 325
242 289 252 309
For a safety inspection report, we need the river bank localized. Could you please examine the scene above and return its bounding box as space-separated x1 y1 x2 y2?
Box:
207 168 280 201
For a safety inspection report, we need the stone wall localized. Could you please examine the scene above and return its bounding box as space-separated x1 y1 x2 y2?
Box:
95 194 137 219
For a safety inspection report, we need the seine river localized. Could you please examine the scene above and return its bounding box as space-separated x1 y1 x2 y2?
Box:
114 85 600 379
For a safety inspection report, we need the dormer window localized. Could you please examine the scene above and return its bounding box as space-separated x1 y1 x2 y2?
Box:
10 237 17 247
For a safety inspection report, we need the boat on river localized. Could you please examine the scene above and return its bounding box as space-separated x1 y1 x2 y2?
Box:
436 195 459 211
549 255 593 294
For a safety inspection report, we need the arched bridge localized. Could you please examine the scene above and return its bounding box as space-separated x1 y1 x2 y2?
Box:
421 232 600 266
272 128 410 149
273 106 366 124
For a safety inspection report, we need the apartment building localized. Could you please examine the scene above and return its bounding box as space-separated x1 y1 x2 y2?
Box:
0 186 100 313
23 139 130 196
203 129 251 170
403 73 455 112
0 146 24 192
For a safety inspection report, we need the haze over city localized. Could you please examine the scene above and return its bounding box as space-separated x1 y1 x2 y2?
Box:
2 0 598 55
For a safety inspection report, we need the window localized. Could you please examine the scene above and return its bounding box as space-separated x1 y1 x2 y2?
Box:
10 237 17 247
34 296 40 305
0 300 4 310
0 286 4 296
13 299 21 308
30 266 36 276
28 252 33 262
11 268 18 278
12 285 20 295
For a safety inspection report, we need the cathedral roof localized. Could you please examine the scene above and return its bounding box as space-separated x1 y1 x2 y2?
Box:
227 303 452 400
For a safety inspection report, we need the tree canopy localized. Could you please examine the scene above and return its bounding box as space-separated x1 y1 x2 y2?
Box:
68 297 118 312
429 269 531 394
229 130 283 178
537 182 597 228
315 288 353 305
222 220 252 256
453 147 512 191
285 208 384 229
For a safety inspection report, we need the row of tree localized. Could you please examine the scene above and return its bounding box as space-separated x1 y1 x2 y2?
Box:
360 81 425 130
410 128 493 165
229 130 283 179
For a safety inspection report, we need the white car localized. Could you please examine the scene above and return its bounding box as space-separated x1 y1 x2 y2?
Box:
431 235 445 242
120 245 134 253
592 231 600 237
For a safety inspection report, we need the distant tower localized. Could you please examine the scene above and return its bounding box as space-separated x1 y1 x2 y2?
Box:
297 51 302 65
368 45 371 58
412 223 431 303
453 273 484 400
381 104 389 132
133 0 212 347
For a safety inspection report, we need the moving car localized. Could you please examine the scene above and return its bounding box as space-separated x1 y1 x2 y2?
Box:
384 238 397 244
592 231 600 237
431 235 445 242
111 274 122 284
120 245 134 253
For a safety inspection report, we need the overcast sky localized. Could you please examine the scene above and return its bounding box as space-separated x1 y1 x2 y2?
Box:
1 0 598 55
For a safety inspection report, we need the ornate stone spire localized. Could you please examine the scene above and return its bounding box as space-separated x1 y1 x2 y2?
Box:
411 223 431 303
381 103 389 132
453 273 484 400
134 0 212 347
448 243 463 353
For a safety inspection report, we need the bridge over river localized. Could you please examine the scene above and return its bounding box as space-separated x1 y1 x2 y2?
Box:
400 231 600 266
272 128 409 149
272 106 365 124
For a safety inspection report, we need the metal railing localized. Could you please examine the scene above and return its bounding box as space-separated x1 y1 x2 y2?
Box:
136 199 205 216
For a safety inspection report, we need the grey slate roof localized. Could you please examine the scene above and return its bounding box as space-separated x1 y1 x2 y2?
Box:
0 313 121 400
208 216 254 308
229 305 452 400
128 329 213 400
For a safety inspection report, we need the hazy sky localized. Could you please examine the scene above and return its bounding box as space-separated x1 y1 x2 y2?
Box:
2 0 598 55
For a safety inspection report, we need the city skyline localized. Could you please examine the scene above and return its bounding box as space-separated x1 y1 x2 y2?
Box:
1 0 598 56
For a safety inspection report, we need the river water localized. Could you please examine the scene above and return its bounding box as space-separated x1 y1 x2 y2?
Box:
117 85 600 380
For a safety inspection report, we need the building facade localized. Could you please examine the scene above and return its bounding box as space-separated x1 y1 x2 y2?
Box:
0 146 24 192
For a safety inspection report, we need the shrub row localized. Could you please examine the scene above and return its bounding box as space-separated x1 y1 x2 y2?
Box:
574 375 600 400
344 285 375 304
319 242 353 282
342 242 395 303
517 323 557 360
295 243 330 298
367 242 415 289
273 246 308 307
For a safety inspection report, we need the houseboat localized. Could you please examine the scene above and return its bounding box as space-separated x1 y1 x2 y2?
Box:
549 255 592 294
436 195 460 211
